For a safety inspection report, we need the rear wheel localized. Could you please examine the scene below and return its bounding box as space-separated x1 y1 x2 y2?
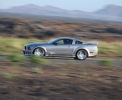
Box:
75 49 87 60
33 48 45 57
74 57 78 60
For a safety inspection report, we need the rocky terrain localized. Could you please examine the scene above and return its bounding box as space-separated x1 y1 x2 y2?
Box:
0 62 122 100
0 18 122 41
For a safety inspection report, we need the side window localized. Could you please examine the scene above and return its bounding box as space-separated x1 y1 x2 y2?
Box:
56 39 64 45
55 39 73 45
75 40 82 44
64 39 73 44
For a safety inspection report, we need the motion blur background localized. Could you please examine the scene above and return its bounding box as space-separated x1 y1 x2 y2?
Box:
0 0 122 100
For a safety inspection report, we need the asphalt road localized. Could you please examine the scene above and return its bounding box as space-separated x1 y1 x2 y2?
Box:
44 57 122 66
0 55 122 66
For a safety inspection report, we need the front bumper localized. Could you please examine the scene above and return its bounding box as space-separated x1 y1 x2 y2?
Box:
23 49 33 56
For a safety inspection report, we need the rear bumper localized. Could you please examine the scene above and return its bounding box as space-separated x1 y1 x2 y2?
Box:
23 50 33 56
88 48 98 57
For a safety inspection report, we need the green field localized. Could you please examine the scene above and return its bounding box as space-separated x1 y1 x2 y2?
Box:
98 41 122 56
0 37 44 55
0 37 122 57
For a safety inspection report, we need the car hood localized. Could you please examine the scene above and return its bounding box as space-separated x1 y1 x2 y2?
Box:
25 42 48 47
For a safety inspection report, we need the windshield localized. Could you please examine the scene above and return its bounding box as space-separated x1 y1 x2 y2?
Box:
48 38 58 44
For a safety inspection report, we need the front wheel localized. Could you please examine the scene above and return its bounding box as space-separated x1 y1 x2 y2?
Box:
75 49 87 60
33 48 45 57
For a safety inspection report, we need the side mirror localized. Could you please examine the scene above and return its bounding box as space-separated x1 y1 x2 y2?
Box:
53 42 58 45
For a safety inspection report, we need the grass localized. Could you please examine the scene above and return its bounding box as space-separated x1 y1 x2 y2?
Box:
41 97 49 100
0 37 44 55
100 60 113 66
31 67 43 73
2 73 18 79
30 55 48 64
10 63 20 67
98 41 122 56
60 72 68 76
8 54 25 62
7 54 48 64
81 72 90 76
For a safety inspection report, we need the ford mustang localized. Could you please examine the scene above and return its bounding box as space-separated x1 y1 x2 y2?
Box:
23 37 98 60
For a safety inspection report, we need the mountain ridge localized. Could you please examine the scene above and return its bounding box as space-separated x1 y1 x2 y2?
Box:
0 4 122 21
95 4 122 17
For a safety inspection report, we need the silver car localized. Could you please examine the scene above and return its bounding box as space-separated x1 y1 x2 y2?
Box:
23 37 98 60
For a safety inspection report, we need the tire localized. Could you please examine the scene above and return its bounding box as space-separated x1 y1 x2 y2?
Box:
74 57 78 60
75 49 87 60
33 48 45 57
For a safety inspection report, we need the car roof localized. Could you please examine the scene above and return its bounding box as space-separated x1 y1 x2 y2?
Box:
56 37 77 40
56 37 83 42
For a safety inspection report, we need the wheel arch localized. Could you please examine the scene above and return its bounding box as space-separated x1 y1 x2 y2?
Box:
74 47 90 57
32 46 47 55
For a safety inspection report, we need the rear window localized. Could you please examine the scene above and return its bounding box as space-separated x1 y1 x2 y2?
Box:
75 40 82 44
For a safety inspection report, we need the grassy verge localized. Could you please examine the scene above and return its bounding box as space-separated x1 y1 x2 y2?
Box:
100 60 113 66
6 54 48 65
2 73 18 79
98 41 122 56
0 37 46 55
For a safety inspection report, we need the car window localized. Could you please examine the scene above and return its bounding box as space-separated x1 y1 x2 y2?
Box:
64 39 73 44
75 40 82 44
55 39 73 45
56 39 64 44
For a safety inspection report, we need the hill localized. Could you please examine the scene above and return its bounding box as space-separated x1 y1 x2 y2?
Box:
0 4 122 21
95 4 122 17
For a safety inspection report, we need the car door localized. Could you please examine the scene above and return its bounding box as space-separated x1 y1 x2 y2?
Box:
49 39 74 55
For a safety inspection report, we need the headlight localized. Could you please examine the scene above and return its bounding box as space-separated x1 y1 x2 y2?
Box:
28 47 31 50
24 46 32 50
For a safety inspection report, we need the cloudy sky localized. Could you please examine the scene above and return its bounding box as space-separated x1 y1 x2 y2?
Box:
0 0 122 12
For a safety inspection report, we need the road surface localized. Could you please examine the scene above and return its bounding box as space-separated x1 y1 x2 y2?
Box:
0 55 122 66
44 57 122 66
